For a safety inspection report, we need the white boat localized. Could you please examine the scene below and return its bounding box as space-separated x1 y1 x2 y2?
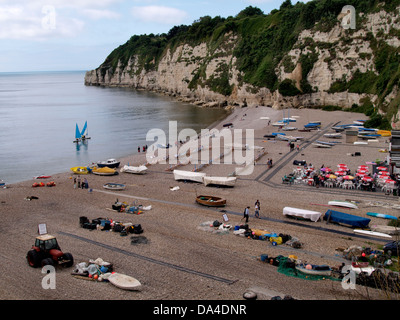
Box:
328 200 358 209
353 229 392 239
312 143 332 148
173 170 206 183
283 207 322 222
281 127 297 131
107 273 142 291
354 141 368 145
203 176 237 187
120 165 147 174
323 133 342 138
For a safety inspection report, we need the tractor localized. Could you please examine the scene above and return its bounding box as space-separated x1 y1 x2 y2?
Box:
26 234 74 268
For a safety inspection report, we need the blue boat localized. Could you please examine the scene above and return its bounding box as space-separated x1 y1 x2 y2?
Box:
304 123 320 129
324 209 371 228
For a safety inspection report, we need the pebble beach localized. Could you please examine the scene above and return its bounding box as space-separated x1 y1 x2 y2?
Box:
0 105 399 302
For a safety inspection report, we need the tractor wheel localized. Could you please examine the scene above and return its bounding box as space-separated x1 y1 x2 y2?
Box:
41 258 54 267
63 253 74 267
27 250 41 268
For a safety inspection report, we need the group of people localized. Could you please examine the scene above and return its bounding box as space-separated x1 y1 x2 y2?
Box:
138 145 148 153
74 176 89 189
243 199 261 222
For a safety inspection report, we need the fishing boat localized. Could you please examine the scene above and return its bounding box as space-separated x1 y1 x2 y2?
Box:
173 170 206 183
203 176 237 187
71 166 90 174
120 165 147 174
196 195 226 207
328 200 358 209
295 263 332 276
97 159 120 168
0 180 5 187
92 167 118 176
103 183 126 191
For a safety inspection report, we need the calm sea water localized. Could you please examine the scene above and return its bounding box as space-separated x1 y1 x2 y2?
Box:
0 71 229 184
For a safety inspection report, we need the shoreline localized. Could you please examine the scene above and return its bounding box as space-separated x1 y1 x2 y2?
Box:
1 104 399 301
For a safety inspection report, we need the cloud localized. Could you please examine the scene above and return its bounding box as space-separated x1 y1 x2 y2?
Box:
0 4 85 40
132 5 188 24
0 1 123 40
81 9 120 20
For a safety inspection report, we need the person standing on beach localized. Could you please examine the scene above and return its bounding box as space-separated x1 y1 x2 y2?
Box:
73 177 77 189
243 206 250 223
255 200 260 219
77 175 81 188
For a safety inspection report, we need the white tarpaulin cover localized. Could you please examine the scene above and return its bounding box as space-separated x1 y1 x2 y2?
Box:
283 207 322 222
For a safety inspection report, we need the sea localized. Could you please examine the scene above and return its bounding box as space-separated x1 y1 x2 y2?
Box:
0 71 229 185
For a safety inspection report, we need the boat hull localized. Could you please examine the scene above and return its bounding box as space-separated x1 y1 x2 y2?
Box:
196 195 226 207
120 165 147 174
173 170 206 183
203 176 236 187
103 183 126 191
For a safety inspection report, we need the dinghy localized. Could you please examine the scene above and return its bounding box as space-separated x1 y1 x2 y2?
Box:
203 176 237 187
103 183 126 191
120 165 147 174
328 200 358 209
173 170 206 183
107 273 142 291
71 167 90 174
196 195 226 207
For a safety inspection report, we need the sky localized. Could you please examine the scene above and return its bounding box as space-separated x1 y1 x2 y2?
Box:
0 0 310 72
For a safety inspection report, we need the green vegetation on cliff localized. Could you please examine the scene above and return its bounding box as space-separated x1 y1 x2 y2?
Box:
98 0 400 128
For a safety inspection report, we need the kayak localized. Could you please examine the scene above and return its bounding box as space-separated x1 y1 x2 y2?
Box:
366 212 398 220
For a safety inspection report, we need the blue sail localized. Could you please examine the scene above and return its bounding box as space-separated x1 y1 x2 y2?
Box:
80 121 88 137
75 123 81 140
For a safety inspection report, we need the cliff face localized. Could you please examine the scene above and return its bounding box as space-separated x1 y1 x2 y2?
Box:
85 4 400 124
